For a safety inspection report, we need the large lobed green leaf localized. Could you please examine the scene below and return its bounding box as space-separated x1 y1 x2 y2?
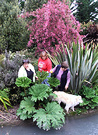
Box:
36 71 49 84
29 84 52 102
33 102 65 131
48 77 60 87
16 97 35 120
15 77 31 88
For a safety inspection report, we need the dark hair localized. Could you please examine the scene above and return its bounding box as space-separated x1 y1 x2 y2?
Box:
23 59 29 64
39 51 48 59
61 61 68 69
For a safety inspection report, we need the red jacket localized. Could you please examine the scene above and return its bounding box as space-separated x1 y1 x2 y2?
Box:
38 57 52 72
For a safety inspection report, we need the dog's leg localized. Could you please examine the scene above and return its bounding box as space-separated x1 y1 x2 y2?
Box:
58 100 61 105
65 105 69 113
71 106 74 111
54 98 61 105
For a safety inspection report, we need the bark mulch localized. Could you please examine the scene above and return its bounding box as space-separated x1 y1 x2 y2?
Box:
0 105 22 126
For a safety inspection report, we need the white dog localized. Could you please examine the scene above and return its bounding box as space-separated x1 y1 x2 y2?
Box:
53 91 83 113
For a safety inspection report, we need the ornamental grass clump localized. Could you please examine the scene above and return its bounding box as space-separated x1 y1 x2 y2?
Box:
66 42 98 93
47 42 98 94
0 89 12 110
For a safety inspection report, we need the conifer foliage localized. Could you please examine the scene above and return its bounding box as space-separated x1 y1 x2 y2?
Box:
0 0 29 52
73 0 98 23
24 0 82 54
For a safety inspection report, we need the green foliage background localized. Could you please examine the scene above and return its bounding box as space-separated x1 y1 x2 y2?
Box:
73 0 98 23
79 85 98 109
0 0 29 52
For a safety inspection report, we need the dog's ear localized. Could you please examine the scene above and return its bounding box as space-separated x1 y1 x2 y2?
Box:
53 91 58 94
77 96 83 103
79 96 82 99
77 95 81 98
53 91 56 94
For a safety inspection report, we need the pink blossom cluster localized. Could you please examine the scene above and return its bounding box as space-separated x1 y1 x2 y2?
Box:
25 0 83 54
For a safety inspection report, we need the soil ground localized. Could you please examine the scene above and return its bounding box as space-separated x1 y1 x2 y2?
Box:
0 105 22 126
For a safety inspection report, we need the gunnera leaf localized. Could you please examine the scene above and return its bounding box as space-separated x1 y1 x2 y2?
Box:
16 97 35 120
33 102 65 131
29 84 52 102
48 77 60 87
15 77 31 88
36 71 49 84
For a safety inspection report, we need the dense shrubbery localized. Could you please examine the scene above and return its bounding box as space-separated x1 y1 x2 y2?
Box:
73 0 98 23
80 21 93 35
0 50 26 105
24 0 48 12
79 85 98 110
0 0 29 53
83 23 98 49
0 50 24 89
0 46 97 130
23 0 82 54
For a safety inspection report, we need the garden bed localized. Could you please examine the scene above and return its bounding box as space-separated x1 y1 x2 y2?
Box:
0 105 22 126
0 105 98 126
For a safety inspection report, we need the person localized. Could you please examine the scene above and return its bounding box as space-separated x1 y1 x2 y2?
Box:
38 51 52 73
18 59 37 82
50 61 70 91
38 51 52 85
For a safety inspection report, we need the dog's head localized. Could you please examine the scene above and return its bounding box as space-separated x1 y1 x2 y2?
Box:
52 91 58 102
53 91 58 95
77 96 83 103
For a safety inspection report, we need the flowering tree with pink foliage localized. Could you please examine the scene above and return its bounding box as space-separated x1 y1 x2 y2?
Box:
25 0 82 54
